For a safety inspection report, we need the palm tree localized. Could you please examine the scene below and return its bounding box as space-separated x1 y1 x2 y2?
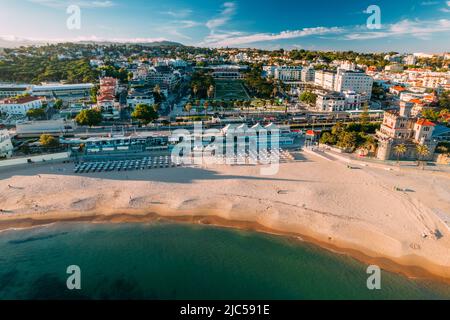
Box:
436 145 449 155
394 144 407 165
360 103 370 126
416 144 430 170
244 100 251 117
192 85 199 99
153 84 161 96
211 100 218 113
220 101 226 117
363 137 377 156
153 103 161 113
203 101 210 120
284 99 289 114
184 103 192 118
271 86 278 98
207 85 215 100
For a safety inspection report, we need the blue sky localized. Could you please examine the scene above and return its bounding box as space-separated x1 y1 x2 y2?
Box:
1 0 450 52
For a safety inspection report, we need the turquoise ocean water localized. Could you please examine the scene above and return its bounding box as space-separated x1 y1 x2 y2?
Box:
0 222 449 300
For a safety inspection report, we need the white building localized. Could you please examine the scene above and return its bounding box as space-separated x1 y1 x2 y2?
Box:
385 64 404 73
127 95 155 109
316 92 346 112
31 83 94 101
335 60 356 71
147 66 182 90
301 67 315 83
274 66 303 82
314 70 336 91
0 129 13 158
384 54 403 63
263 66 277 78
343 91 362 110
209 65 248 80
231 52 249 63
90 59 104 67
403 55 417 65
314 69 373 104
15 119 76 137
413 52 435 59
0 84 31 99
334 69 373 102
421 73 450 89
169 59 188 68
316 90 363 112
0 96 43 116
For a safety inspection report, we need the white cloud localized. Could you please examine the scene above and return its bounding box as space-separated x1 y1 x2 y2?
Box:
202 27 344 47
344 19 450 40
206 2 236 30
200 17 450 48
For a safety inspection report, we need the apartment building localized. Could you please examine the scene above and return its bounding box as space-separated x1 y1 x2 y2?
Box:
146 66 182 90
301 67 315 83
315 91 346 112
314 70 336 91
127 87 155 109
421 73 450 89
334 69 373 102
315 90 362 112
274 66 303 82
0 96 42 116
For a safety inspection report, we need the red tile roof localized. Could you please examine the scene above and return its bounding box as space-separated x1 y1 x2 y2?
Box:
416 118 436 127
409 99 423 104
306 130 321 136
1 96 40 104
391 86 406 92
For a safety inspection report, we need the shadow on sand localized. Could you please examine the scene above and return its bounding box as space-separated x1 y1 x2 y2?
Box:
0 162 317 185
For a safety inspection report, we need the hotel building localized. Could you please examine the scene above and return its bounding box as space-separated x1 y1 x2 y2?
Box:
314 70 336 91
334 69 373 103
274 66 303 82
301 67 315 83
315 69 373 103
0 96 42 116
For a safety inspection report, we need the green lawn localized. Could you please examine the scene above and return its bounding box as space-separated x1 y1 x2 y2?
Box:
214 80 250 101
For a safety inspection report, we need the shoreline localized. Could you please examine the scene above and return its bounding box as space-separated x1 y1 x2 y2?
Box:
1 152 450 286
1 209 450 285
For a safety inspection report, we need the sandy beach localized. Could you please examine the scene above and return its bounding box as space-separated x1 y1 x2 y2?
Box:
1 151 450 282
